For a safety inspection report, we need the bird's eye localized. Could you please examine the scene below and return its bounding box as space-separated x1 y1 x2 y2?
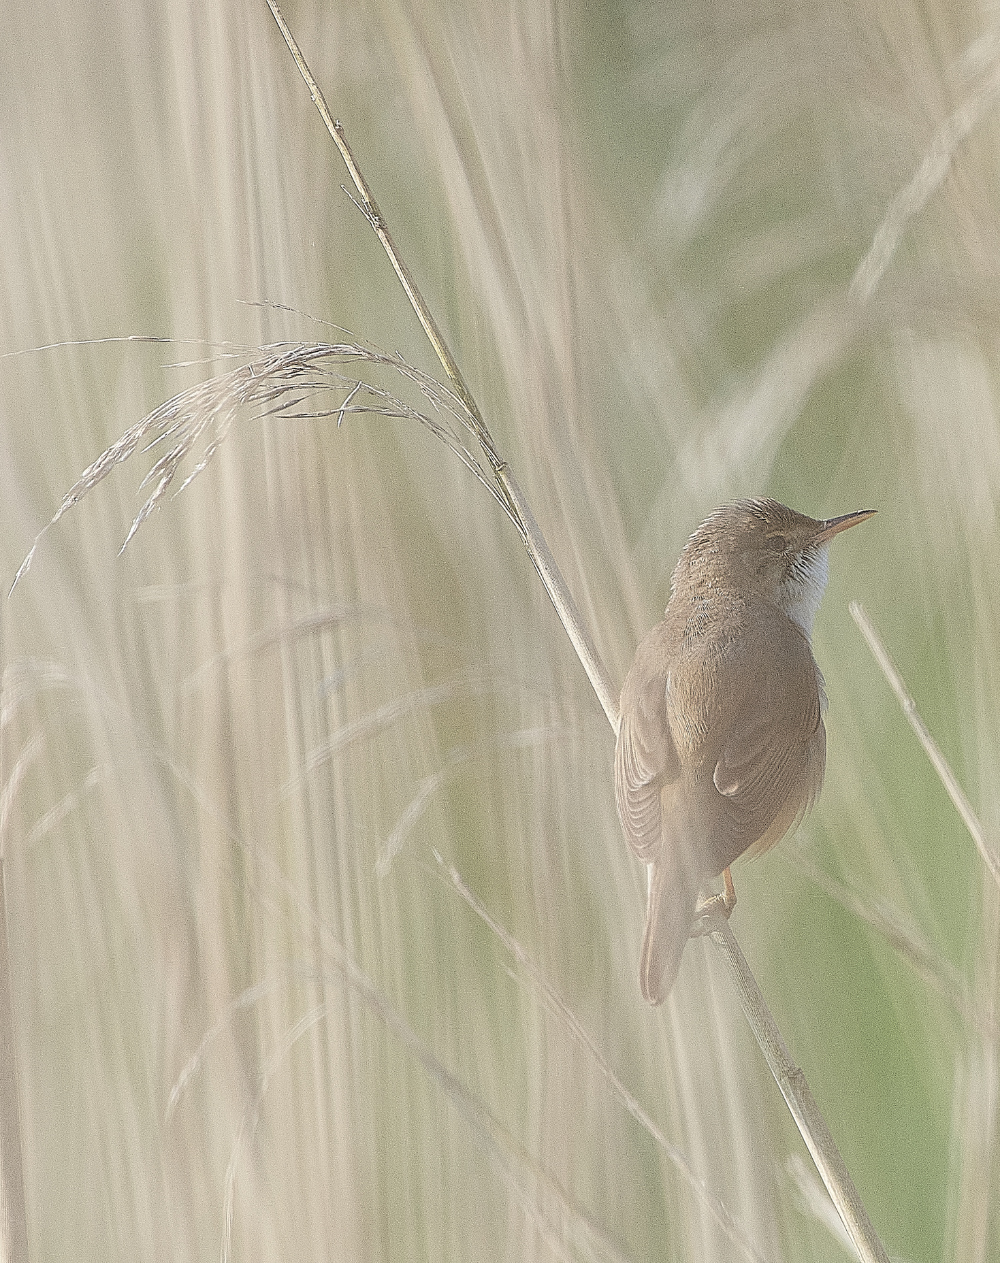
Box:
767 534 787 553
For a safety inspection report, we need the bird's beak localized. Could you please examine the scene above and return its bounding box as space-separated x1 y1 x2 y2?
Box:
815 508 876 543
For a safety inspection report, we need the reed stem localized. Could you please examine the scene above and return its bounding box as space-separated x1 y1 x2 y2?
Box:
265 5 891 1256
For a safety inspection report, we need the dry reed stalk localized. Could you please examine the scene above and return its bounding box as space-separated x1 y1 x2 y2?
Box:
0 900 28 1263
7 5 895 1259
0 655 29 1262
851 601 1000 889
262 4 890 1259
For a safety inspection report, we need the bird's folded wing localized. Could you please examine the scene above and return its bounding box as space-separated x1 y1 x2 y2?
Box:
615 668 678 862
711 636 825 850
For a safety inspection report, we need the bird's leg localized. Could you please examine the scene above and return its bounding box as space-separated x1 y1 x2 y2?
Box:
690 867 737 937
722 865 736 913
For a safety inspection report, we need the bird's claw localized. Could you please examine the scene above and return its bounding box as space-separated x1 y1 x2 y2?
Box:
690 868 737 938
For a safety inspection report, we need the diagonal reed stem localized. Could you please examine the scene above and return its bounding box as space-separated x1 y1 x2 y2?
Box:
706 918 889 1261
263 0 618 731
265 4 891 1258
851 601 1000 888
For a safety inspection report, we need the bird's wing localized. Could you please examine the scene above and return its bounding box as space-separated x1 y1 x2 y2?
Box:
710 625 826 854
615 645 679 863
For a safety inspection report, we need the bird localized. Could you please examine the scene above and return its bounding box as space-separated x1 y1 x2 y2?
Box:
614 498 874 1004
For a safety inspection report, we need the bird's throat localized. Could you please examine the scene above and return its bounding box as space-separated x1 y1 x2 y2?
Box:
779 544 830 637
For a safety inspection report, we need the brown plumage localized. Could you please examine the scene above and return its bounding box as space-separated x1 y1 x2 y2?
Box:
615 499 874 1003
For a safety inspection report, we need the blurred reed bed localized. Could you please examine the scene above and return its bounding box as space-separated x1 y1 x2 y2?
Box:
1 1 998 1260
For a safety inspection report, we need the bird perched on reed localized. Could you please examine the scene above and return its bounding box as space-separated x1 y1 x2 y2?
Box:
615 498 874 1003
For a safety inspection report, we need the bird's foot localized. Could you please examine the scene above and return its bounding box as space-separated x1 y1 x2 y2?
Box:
690 867 737 937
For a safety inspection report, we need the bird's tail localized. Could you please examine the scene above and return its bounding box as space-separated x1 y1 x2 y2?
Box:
639 854 699 1004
